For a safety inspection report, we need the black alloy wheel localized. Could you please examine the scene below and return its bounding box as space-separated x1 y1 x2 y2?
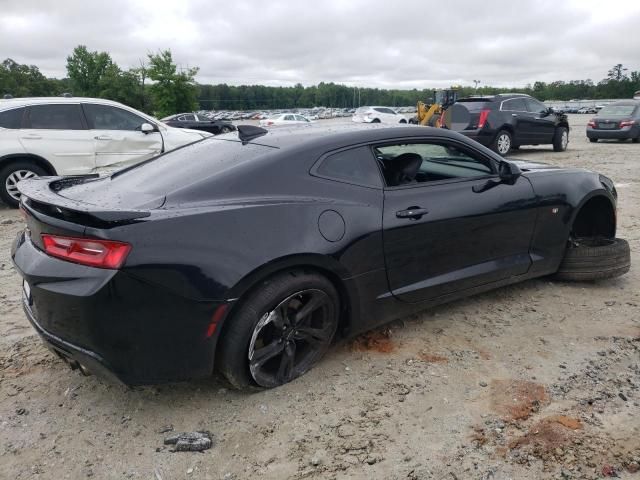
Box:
218 271 339 389
248 289 335 388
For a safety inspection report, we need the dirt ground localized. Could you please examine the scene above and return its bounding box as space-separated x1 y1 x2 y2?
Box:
1 115 639 480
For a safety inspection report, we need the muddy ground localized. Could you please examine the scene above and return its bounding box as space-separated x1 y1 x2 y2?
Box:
1 115 639 479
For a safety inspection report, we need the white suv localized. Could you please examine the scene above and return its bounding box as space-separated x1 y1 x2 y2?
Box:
352 106 407 124
0 97 211 207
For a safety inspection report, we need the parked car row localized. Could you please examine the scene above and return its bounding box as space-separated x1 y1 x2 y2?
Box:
200 106 417 122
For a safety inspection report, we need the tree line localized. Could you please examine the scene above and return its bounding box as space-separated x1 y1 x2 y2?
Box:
1 45 639 116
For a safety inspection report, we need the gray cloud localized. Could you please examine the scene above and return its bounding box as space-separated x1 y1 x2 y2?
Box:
1 0 639 88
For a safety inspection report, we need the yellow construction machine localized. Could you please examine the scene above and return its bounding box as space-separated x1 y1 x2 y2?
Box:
409 89 459 127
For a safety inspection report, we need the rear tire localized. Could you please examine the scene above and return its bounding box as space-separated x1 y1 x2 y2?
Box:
553 126 569 152
632 136 639 143
589 138 598 143
218 270 340 390
399 119 407 124
491 130 512 155
371 119 381 123
555 237 630 281
220 126 231 134
0 161 48 208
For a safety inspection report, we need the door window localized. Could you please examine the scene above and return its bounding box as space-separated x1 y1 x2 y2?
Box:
0 107 25 129
374 142 494 187
500 98 527 112
284 115 295 121
525 98 548 114
83 104 147 130
27 104 85 130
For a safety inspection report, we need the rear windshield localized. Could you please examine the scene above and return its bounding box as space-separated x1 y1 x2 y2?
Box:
598 105 637 116
109 138 274 195
456 100 491 112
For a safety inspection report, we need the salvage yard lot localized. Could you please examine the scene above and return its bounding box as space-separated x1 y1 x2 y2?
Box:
0 115 638 479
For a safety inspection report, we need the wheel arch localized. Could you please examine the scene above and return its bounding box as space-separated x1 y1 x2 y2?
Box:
215 253 358 350
570 192 616 239
0 153 57 175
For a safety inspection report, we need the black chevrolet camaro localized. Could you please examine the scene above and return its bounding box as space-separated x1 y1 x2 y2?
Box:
11 125 630 389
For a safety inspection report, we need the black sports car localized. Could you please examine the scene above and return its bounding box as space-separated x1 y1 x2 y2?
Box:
161 112 236 135
11 125 630 389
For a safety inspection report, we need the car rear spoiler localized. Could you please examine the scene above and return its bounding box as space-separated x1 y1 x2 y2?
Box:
18 176 151 222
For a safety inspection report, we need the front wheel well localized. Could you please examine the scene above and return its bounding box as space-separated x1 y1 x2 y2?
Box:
571 195 615 239
0 154 57 176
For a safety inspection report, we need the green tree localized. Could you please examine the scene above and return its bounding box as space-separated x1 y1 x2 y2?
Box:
607 64 628 81
146 50 199 117
66 45 114 97
0 59 56 97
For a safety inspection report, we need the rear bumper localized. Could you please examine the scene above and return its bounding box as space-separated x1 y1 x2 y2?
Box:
587 126 639 139
456 129 495 147
11 230 226 385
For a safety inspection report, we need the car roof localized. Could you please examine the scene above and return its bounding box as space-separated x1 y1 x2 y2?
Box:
0 96 129 110
462 93 531 100
603 100 640 106
234 123 461 151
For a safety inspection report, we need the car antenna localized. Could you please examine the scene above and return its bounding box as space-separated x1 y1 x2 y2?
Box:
237 125 268 144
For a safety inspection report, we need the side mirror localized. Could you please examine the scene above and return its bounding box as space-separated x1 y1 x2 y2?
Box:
499 161 521 182
140 123 156 134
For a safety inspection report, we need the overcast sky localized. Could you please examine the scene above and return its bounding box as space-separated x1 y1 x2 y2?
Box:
2 0 639 89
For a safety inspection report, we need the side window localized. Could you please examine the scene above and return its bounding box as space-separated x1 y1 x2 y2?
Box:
182 114 196 121
296 115 308 122
83 104 147 130
374 108 385 114
0 107 25 129
384 108 397 115
27 104 84 130
501 98 527 112
374 142 494 187
284 115 295 121
525 98 547 114
315 146 382 188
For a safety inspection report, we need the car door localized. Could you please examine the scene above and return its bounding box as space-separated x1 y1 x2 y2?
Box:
20 103 95 175
500 98 531 145
525 98 556 143
82 103 163 171
379 138 538 303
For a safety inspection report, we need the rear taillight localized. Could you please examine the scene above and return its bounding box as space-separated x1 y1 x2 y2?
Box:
41 234 131 269
478 109 490 128
587 119 596 128
620 120 635 128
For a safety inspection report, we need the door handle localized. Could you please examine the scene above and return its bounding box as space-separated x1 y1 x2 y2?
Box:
21 134 42 140
396 207 429 219
511 113 518 117
94 135 112 140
